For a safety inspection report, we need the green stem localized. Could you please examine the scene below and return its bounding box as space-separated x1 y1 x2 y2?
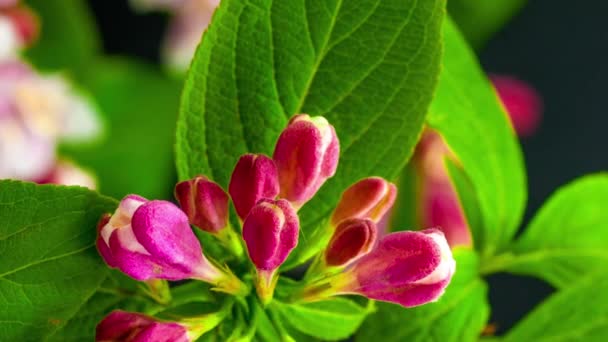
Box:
218 224 245 259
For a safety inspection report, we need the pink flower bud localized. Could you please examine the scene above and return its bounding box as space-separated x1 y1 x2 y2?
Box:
175 175 229 234
325 218 377 267
336 229 455 308
96 310 189 342
96 195 222 283
331 177 396 226
242 199 299 272
228 154 279 220
414 131 472 248
490 74 542 137
273 114 339 209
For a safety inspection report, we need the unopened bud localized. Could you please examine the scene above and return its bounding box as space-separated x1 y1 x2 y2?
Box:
242 198 299 303
228 154 279 220
273 114 339 209
331 177 396 226
175 175 229 234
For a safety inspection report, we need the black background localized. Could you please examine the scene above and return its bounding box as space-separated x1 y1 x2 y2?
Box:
86 0 607 335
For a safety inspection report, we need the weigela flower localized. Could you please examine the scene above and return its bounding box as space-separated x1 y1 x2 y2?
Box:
303 229 455 308
97 195 227 284
331 176 396 226
273 114 339 209
95 114 455 335
337 229 455 307
96 310 190 342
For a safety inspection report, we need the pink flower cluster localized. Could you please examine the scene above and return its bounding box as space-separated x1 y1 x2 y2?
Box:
95 114 455 340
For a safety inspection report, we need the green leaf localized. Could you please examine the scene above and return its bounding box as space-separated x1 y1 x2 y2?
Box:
24 0 100 72
273 298 372 340
448 0 526 48
61 58 182 200
482 174 608 288
357 249 489 342
504 271 608 341
427 18 526 256
176 0 446 262
0 180 116 340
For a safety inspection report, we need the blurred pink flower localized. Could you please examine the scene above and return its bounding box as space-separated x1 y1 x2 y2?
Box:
491 74 543 137
131 0 220 71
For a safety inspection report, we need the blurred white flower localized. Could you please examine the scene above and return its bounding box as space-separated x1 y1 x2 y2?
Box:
131 0 220 72
0 60 101 185
0 16 20 60
41 159 97 190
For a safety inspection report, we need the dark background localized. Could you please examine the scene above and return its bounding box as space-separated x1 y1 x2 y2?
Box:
86 0 607 335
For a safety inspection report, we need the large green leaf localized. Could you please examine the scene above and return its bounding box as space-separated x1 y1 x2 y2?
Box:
24 0 100 72
357 249 489 342
481 174 608 288
427 19 526 256
504 271 608 341
46 272 154 342
273 298 372 341
177 0 446 264
62 58 182 200
0 181 116 340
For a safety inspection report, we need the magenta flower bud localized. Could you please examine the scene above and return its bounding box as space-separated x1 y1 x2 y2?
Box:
96 195 223 283
414 131 472 247
325 218 377 267
96 310 189 342
273 114 340 209
243 198 299 303
243 199 299 271
175 175 229 234
335 229 455 308
490 74 542 137
331 177 397 226
228 153 279 220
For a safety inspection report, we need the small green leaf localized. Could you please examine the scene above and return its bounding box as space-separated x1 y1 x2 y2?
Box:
428 18 526 256
62 58 182 200
504 271 608 341
0 180 116 340
274 298 372 340
357 249 489 342
24 0 100 72
177 0 446 266
483 174 608 288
